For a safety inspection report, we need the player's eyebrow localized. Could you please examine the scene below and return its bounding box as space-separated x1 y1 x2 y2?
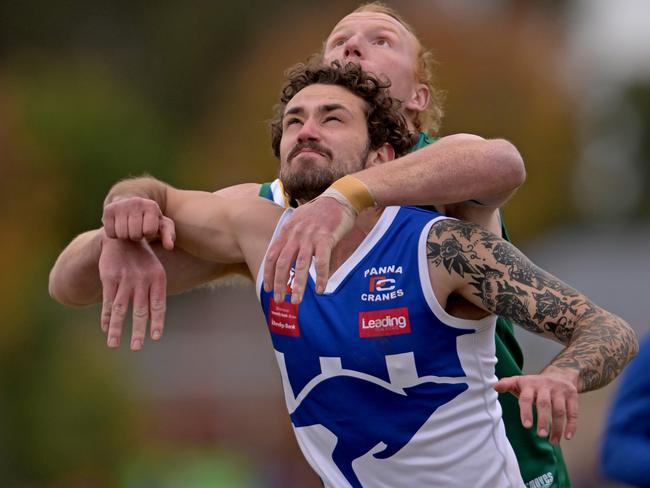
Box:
321 103 351 115
285 106 305 117
284 103 352 117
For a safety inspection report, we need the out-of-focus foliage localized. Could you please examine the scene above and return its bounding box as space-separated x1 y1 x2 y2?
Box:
119 447 258 487
626 83 650 218
0 0 647 486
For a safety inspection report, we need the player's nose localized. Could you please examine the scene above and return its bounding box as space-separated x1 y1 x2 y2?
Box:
343 36 363 60
296 117 320 143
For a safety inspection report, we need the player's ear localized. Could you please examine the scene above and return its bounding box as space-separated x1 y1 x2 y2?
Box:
366 143 395 168
405 83 429 113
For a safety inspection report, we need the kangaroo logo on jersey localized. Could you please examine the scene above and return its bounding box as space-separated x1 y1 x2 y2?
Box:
359 307 411 338
361 264 405 302
277 352 468 488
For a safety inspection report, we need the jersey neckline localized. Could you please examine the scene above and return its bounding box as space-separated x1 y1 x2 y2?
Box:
309 206 400 294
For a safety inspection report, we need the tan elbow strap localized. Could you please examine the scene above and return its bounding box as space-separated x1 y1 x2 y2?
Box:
324 175 375 214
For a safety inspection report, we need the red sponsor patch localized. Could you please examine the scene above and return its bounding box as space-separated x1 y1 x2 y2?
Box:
359 307 411 338
268 299 300 337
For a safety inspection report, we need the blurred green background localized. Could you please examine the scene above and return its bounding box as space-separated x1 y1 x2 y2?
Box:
1 0 649 487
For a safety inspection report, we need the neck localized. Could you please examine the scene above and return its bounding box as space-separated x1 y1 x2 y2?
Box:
404 111 418 133
329 206 385 274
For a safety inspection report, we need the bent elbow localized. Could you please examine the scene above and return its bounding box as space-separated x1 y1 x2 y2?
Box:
492 139 526 191
48 268 73 306
48 267 93 308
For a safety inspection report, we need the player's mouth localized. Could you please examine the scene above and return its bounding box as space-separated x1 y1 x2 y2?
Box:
288 142 332 162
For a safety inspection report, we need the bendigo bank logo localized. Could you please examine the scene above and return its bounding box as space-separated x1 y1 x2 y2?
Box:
269 299 300 337
359 307 411 338
362 265 405 302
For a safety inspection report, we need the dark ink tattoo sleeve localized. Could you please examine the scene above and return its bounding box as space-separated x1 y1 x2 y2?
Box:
426 219 639 392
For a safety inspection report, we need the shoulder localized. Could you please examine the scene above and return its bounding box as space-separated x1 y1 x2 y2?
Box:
426 218 503 268
440 202 502 235
427 218 491 242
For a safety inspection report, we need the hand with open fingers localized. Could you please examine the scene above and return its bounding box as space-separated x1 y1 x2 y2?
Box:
494 368 579 445
263 196 356 305
102 196 176 250
99 235 167 351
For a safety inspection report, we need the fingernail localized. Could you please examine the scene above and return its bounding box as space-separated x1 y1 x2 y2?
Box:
131 339 142 350
566 432 573 440
152 330 161 340
539 429 547 437
316 285 324 294
524 420 532 428
108 337 118 348
274 294 283 303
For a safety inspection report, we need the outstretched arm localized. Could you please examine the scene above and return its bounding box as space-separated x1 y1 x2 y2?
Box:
358 134 525 209
426 218 638 444
102 178 278 264
49 227 244 349
50 182 261 307
49 180 262 350
264 134 525 303
98 177 281 347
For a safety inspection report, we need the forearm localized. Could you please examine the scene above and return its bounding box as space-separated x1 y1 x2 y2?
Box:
354 135 525 208
49 229 103 306
151 242 250 293
103 175 254 267
547 307 638 392
426 219 638 393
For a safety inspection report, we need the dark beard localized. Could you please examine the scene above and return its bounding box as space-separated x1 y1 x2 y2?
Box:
280 143 370 204
281 166 339 203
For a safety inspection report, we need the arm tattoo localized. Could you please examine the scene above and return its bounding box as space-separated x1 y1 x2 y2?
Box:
426 219 638 392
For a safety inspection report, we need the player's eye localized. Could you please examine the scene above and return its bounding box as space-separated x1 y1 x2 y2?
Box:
285 118 302 127
324 116 341 123
374 38 390 47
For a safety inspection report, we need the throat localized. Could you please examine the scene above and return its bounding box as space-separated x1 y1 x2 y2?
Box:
328 207 383 276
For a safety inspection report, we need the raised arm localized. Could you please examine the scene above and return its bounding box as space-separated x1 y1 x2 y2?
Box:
264 134 525 302
98 176 281 348
357 134 525 210
426 218 638 444
49 179 263 350
102 178 277 263
49 181 261 308
49 226 245 348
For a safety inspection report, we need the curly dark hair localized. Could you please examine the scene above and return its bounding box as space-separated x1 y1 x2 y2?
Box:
270 60 417 160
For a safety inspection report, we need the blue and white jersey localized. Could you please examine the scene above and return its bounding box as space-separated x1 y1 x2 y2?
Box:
256 206 523 488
